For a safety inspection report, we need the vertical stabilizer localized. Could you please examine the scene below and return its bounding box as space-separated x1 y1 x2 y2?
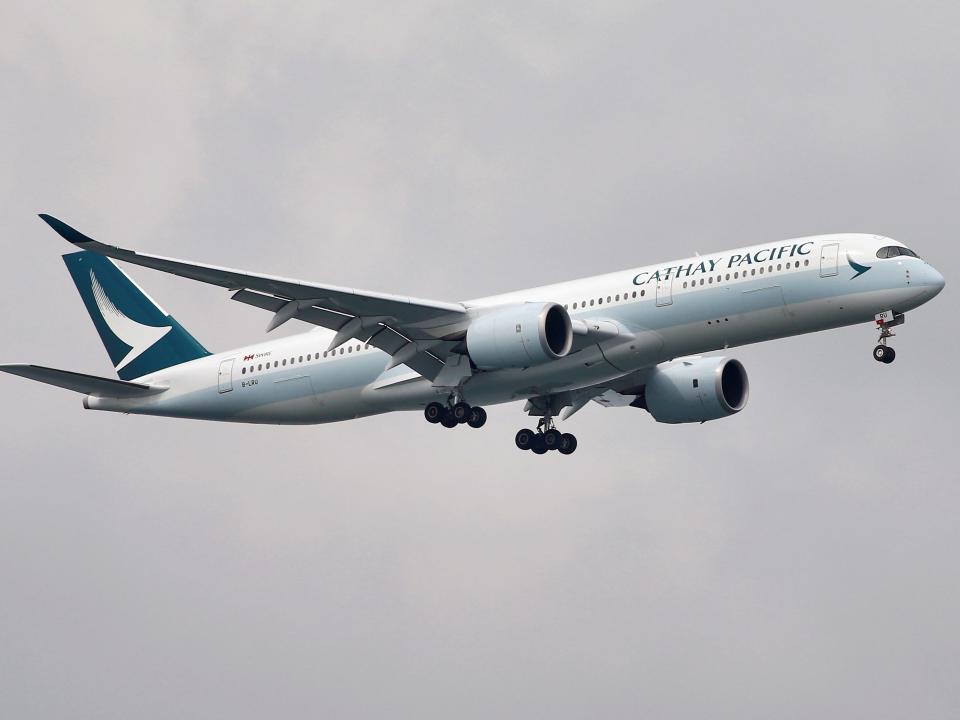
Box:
62 251 210 380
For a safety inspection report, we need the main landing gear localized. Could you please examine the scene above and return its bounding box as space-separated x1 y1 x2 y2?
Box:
424 400 487 429
515 417 578 455
873 310 904 364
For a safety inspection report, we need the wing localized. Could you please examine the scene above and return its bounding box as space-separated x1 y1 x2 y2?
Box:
40 215 470 380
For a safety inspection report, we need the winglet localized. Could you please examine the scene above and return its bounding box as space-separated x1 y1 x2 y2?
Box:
38 214 96 245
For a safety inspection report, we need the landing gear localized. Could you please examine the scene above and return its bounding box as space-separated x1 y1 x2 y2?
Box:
558 433 578 455
424 402 444 423
424 398 487 430
873 344 896 364
467 406 487 428
873 310 904 364
515 416 577 455
451 401 472 423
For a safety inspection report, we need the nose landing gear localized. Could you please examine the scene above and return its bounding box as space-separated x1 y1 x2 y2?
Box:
873 310 904 364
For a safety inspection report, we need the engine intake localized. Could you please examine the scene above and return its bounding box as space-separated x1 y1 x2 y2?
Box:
466 302 573 370
644 357 749 424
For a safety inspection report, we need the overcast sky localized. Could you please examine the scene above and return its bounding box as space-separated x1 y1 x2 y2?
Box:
1 1 958 718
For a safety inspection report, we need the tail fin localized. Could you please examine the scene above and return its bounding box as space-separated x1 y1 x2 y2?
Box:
63 251 210 380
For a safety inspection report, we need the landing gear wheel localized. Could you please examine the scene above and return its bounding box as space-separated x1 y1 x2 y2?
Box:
873 345 894 363
424 402 444 424
543 428 562 450
531 435 548 454
440 410 459 428
558 433 578 455
515 428 535 450
452 402 472 423
467 407 487 429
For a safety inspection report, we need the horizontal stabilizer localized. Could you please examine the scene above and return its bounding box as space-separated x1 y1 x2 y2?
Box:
0 364 166 398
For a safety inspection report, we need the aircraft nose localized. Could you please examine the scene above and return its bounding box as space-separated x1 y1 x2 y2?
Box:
922 264 945 297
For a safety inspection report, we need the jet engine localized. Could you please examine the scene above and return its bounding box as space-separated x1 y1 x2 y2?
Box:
642 357 749 423
466 302 573 370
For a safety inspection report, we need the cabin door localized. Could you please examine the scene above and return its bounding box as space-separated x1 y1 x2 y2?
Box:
656 275 673 307
218 358 234 393
820 243 839 277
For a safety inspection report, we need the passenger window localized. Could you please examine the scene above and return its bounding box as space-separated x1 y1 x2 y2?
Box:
734 271 739 279
299 355 303 363
632 291 637 298
590 299 595 306
725 273 730 280
241 367 246 374
607 296 611 303
598 298 603 305
683 282 688 288
573 302 578 309
257 363 262 371
777 264 782 271
615 294 620 301
340 348 344 355
348 346 352 353
709 276 713 284
641 289 646 296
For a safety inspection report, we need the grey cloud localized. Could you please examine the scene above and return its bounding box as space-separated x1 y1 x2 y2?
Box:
1 1 958 718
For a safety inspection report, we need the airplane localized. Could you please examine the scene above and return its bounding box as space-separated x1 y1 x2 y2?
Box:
0 215 945 455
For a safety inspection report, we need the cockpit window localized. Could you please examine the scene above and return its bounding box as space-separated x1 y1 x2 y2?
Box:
877 245 920 259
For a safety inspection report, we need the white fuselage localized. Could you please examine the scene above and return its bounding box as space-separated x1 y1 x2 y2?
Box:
85 233 945 423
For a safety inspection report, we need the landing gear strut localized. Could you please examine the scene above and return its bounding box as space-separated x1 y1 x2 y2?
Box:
424 398 487 430
873 311 904 364
515 414 577 455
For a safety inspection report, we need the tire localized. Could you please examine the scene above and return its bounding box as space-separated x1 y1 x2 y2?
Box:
882 347 896 364
515 428 534 450
543 428 562 449
531 435 547 454
440 410 459 428
452 402 472 423
424 402 444 424
873 345 888 362
467 407 487 429
558 433 578 455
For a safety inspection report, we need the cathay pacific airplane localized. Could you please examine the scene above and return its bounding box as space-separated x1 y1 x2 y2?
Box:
0 215 945 455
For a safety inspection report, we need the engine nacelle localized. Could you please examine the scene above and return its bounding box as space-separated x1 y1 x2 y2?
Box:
644 357 749 423
466 302 573 370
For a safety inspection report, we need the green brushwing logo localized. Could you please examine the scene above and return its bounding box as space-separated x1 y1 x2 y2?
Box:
847 253 871 279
